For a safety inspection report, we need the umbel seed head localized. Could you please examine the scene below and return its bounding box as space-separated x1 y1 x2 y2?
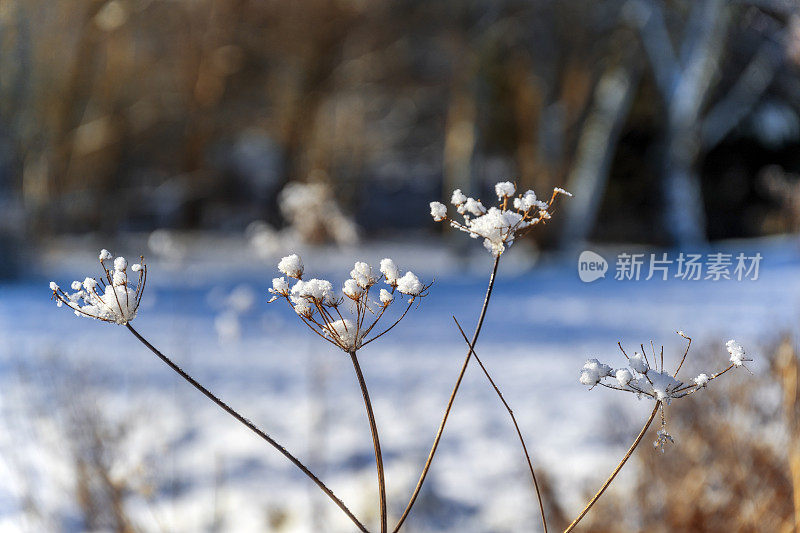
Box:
430 181 572 257
50 250 147 325
269 254 430 353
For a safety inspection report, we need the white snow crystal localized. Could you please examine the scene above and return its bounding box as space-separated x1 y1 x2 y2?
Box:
380 258 400 286
131 264 142 272
379 289 393 305
350 262 376 289
325 319 362 351
112 271 126 286
114 257 127 271
396 271 423 296
49 282 59 291
271 277 289 295
495 181 516 199
343 278 362 299
519 190 538 210
451 189 467 206
430 201 447 222
726 339 749 367
290 296 314 317
278 254 304 279
654 428 674 452
629 352 649 374
579 370 599 386
554 187 573 197
74 284 139 324
99 249 112 261
292 278 335 304
70 281 82 291
579 358 613 386
694 373 709 387
648 371 683 403
464 197 486 216
616 368 633 387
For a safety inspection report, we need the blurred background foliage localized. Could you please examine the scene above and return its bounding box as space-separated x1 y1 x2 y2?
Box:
1 0 800 259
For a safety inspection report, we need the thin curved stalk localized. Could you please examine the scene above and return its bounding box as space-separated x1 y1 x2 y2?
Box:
125 324 369 533
453 317 548 533
349 351 387 533
563 402 660 533
393 255 501 532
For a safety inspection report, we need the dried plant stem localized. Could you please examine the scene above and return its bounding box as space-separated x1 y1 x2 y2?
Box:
125 324 369 533
453 317 548 533
350 351 388 533
563 402 660 533
393 255 501 532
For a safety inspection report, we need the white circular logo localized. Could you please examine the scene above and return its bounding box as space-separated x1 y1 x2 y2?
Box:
578 251 608 282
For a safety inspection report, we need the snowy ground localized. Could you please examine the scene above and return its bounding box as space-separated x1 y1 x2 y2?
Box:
0 234 797 532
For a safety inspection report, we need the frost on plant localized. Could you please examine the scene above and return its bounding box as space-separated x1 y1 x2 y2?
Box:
49 249 147 325
269 254 430 352
580 332 751 452
430 181 572 256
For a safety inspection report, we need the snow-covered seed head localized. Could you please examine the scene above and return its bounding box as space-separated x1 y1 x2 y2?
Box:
464 197 486 216
396 271 422 296
380 258 400 286
580 333 750 450
290 296 314 318
433 181 571 257
50 250 147 325
350 261 376 289
278 253 304 279
112 271 126 286
343 278 362 300
379 289 393 306
270 254 429 354
270 277 290 296
629 352 649 374
325 319 363 352
495 181 515 199
292 278 336 305
726 339 750 367
451 189 467 207
579 358 613 387
430 201 447 222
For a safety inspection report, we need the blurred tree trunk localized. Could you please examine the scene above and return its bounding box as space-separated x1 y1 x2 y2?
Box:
632 0 791 245
661 126 706 245
561 59 641 247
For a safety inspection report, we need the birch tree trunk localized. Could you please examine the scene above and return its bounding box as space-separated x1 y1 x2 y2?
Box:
560 61 641 247
662 125 707 246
